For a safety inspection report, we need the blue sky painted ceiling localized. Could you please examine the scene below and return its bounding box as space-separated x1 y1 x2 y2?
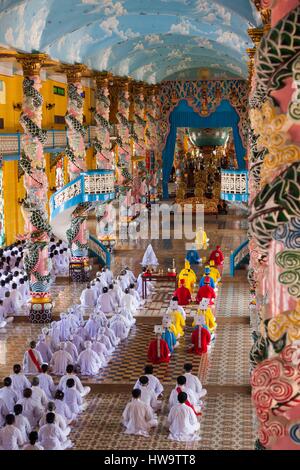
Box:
0 0 261 83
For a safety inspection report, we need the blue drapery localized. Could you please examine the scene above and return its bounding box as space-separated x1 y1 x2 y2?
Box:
162 99 246 198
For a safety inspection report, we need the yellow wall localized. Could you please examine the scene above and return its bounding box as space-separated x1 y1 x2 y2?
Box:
0 73 95 245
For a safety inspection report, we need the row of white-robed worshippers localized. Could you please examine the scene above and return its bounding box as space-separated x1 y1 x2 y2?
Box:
122 363 207 442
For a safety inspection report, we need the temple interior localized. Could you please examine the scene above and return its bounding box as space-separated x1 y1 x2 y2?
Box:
0 0 299 453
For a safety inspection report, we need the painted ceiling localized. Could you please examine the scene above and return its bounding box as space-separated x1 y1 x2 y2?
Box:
0 0 261 83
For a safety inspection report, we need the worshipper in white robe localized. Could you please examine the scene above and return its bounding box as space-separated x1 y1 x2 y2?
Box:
97 286 117 314
39 402 70 437
50 343 73 376
96 330 115 355
129 283 144 307
102 266 114 286
121 288 139 317
58 312 72 342
108 283 120 307
77 341 102 376
39 412 72 450
2 291 14 317
99 271 109 289
169 376 202 412
37 364 56 400
13 404 31 443
183 363 207 399
0 414 24 450
76 322 90 342
125 267 136 284
64 337 79 362
72 332 85 355
31 377 48 410
168 391 201 442
136 376 162 412
71 304 84 325
80 284 97 309
36 334 53 364
119 306 136 328
10 283 24 315
0 396 9 427
103 324 120 347
122 389 158 437
18 278 30 303
0 377 18 412
58 365 90 397
0 299 14 328
136 268 155 298
23 341 44 375
118 271 130 291
113 280 125 305
90 280 100 300
84 313 100 340
109 312 130 340
54 390 75 424
141 244 159 267
23 431 44 450
91 338 109 366
64 379 87 416
9 364 31 401
48 322 61 352
17 388 44 428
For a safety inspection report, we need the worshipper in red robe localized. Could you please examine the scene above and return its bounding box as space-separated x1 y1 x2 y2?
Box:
209 245 224 273
173 279 192 306
196 278 216 305
147 334 171 364
189 316 211 355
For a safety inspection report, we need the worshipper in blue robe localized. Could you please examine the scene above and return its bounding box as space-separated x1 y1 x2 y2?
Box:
186 249 201 265
199 266 215 289
161 319 177 353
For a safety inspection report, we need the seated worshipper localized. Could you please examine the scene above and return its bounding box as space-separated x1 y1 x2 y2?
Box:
31 377 48 410
136 267 155 298
183 363 207 399
50 343 73 376
0 299 14 328
125 267 136 284
189 315 211 356
23 341 43 375
36 333 53 364
208 260 221 286
77 341 102 376
168 392 201 442
64 379 87 415
48 321 61 352
118 306 136 328
168 306 186 338
39 402 70 437
97 286 117 314
118 270 130 291
72 330 85 355
80 284 97 309
58 365 91 397
58 312 73 342
96 328 115 355
0 396 8 428
13 404 31 443
136 376 162 412
64 336 79 362
192 304 217 336
122 388 158 437
169 376 202 416
9 364 31 400
178 260 197 294
173 279 192 306
109 312 130 340
209 245 225 274
17 388 44 428
199 266 215 289
102 266 114 286
84 313 100 340
102 323 120 347
108 283 121 308
3 291 14 318
0 414 24 450
129 283 144 307
0 377 18 412
147 332 171 364
121 288 139 316
38 364 56 400
134 365 163 399
39 412 72 450
169 296 186 319
196 277 216 305
10 282 24 315
91 337 109 366
186 246 201 265
53 390 75 424
23 431 44 450
161 318 178 354
141 243 159 268
18 278 30 304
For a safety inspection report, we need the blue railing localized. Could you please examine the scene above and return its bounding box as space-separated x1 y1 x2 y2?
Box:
230 240 249 276
50 170 115 220
221 169 249 202
0 127 96 160
88 234 111 268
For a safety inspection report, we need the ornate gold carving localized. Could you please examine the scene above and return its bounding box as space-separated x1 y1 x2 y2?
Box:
59 64 87 83
16 53 49 76
93 71 112 89
250 100 300 184
248 27 265 48
247 47 256 85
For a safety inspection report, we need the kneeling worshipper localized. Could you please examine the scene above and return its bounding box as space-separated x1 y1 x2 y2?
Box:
134 365 163 399
64 379 87 415
147 331 171 364
80 284 97 310
109 312 130 340
17 388 44 428
135 376 162 412
77 341 102 376
122 388 158 437
136 267 155 298
189 315 211 356
199 266 215 289
121 287 139 316
0 377 18 413
208 260 221 286
39 402 71 438
209 245 225 274
0 299 14 328
30 376 48 410
50 343 73 376
23 431 44 451
196 277 216 305
23 341 44 375
96 328 115 354
37 364 56 400
192 299 217 336
166 304 185 338
39 412 72 450
58 364 91 397
169 296 186 319
168 392 201 442
53 390 75 424
173 279 192 306
169 376 202 416
0 414 24 450
161 317 178 354
97 286 117 314
119 306 136 328
129 283 144 307
64 336 79 362
91 336 109 366
9 364 31 400
141 243 159 268
178 260 197 294
183 363 207 400
186 244 201 266
36 333 53 364
84 313 100 340
13 404 31 443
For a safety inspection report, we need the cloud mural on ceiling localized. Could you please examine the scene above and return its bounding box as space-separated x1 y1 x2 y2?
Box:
0 0 260 82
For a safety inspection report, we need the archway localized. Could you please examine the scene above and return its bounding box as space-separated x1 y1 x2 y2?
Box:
162 99 246 199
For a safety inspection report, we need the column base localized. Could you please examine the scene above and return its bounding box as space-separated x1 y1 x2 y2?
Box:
29 300 53 324
69 258 91 282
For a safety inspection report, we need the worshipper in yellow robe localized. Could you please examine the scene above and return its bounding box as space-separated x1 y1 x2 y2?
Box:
192 307 217 334
178 260 197 294
208 260 221 286
195 228 209 250
163 315 178 338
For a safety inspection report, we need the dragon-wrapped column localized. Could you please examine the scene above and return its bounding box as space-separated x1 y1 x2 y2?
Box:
62 64 90 282
17 53 52 323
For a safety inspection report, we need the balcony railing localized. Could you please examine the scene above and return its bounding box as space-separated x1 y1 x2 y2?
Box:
221 169 249 202
230 239 249 276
